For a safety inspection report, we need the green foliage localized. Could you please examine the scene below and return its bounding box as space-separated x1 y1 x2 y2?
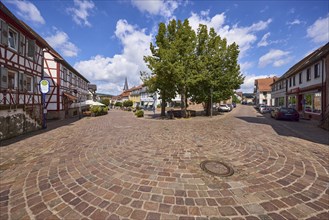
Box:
114 102 122 107
135 110 144 117
142 19 244 117
123 100 133 108
90 106 108 116
100 98 110 106
232 95 241 104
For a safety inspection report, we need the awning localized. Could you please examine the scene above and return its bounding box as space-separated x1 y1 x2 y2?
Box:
85 100 105 106
63 92 77 101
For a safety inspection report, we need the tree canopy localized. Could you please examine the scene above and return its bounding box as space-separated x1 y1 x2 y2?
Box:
142 19 244 117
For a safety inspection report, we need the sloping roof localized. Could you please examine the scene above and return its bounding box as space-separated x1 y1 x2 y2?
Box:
284 42 329 78
1 2 90 83
255 77 277 92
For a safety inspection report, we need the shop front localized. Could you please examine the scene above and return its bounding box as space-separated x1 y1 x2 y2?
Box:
300 90 322 120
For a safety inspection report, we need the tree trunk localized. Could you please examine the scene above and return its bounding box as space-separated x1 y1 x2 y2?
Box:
160 91 166 117
205 98 211 116
181 89 187 118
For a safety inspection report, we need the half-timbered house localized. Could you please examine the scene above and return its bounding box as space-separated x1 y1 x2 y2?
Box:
43 50 90 119
0 3 48 140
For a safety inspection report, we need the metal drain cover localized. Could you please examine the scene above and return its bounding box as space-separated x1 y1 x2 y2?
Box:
200 160 234 177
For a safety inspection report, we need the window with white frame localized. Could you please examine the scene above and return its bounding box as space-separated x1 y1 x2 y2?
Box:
8 27 18 50
8 71 17 89
293 75 296 86
314 63 320 78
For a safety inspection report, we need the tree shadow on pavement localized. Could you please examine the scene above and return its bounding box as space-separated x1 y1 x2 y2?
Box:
0 117 80 147
235 115 329 145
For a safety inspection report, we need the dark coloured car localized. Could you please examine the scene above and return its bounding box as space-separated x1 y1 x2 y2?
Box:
272 107 299 121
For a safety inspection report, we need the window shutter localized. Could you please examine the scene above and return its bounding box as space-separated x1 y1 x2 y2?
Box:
1 21 8 46
0 67 8 89
19 72 23 91
27 39 35 58
23 74 27 91
18 33 25 55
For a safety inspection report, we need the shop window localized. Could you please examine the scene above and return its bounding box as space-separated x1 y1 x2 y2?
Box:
278 97 284 106
288 96 296 109
314 63 320 78
306 68 311 81
304 93 321 114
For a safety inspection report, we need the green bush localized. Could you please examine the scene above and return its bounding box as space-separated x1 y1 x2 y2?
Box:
114 102 122 107
135 110 144 117
91 106 108 116
123 100 133 107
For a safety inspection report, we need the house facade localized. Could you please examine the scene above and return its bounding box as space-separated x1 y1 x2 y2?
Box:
0 3 48 140
284 43 328 121
254 77 277 106
271 76 287 107
43 50 89 119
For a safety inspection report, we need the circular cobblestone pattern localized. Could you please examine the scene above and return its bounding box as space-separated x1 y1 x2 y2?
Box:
200 160 234 177
0 107 328 220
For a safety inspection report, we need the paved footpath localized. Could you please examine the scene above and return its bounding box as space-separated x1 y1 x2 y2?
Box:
0 105 328 220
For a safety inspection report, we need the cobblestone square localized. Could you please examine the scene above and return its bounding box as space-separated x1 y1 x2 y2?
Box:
0 105 328 219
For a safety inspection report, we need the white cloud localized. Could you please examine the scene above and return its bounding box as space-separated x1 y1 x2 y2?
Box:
188 11 272 56
6 0 45 24
307 14 329 43
67 0 95 27
257 32 270 47
240 61 254 72
240 74 276 93
131 0 178 18
286 19 301 26
45 30 79 57
74 19 152 95
258 49 291 68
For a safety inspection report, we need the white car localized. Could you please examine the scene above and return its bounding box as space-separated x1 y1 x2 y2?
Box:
259 105 270 113
218 104 230 112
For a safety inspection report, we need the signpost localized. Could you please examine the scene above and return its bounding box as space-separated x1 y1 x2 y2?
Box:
39 79 49 129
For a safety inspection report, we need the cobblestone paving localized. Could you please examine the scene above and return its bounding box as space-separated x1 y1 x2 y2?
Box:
0 106 328 220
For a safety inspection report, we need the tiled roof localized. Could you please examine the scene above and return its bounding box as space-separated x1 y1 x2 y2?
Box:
284 42 329 78
255 77 277 92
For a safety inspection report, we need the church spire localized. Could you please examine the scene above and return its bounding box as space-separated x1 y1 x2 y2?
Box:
123 77 129 91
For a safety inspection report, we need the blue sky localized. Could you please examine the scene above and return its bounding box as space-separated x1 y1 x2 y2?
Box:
4 0 329 95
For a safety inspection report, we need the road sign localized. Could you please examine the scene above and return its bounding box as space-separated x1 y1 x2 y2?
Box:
39 79 50 94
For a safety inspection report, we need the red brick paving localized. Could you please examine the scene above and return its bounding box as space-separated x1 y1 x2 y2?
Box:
0 106 328 219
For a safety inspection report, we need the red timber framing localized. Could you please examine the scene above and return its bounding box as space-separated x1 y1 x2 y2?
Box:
0 3 48 127
43 49 90 120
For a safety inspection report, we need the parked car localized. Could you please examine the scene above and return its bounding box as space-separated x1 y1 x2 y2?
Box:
259 104 270 113
272 107 299 121
227 104 234 111
218 104 230 112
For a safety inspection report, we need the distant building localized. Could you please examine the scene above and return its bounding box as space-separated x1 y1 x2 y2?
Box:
254 77 277 106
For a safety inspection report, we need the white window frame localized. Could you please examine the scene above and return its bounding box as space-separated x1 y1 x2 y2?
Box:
8 70 18 90
8 27 18 51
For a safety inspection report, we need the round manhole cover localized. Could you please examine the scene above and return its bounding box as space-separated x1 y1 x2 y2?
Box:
200 160 234 177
